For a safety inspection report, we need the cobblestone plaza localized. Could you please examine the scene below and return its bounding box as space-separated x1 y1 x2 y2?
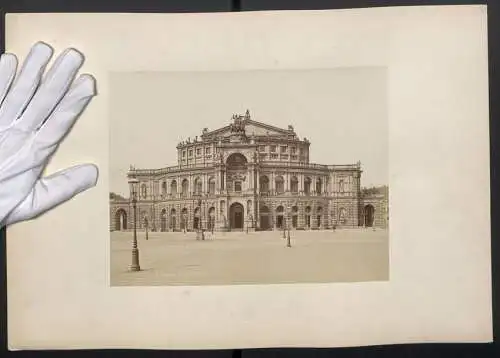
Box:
110 228 389 286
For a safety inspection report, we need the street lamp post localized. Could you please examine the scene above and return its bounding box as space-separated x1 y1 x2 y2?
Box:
128 177 141 271
145 217 149 240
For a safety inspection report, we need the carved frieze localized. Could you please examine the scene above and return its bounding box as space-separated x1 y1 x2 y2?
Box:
227 172 246 181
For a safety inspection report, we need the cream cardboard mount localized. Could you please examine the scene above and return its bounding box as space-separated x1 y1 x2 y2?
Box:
6 5 492 350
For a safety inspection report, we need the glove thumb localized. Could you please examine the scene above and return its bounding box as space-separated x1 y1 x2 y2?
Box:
3 163 98 227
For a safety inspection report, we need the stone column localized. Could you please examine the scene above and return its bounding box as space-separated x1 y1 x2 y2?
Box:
177 203 181 232
189 174 193 197
221 167 225 192
245 168 251 193
298 201 304 228
216 167 221 194
270 172 275 195
189 202 194 231
311 202 317 229
271 202 276 230
246 167 251 193
175 175 182 199
215 200 220 229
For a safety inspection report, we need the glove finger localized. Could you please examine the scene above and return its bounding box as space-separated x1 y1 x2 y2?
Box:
0 42 53 129
14 47 84 134
0 71 95 216
3 163 98 226
0 53 18 109
34 73 95 148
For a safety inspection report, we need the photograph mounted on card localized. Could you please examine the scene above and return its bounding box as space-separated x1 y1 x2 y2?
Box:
108 68 389 286
5 6 491 350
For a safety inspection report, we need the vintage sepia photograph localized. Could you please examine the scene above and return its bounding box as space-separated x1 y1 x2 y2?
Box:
7 7 491 349
109 68 389 286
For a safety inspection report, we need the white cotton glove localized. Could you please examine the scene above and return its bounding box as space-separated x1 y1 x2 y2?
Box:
0 42 98 228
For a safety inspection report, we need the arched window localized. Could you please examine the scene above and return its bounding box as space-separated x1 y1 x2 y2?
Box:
275 175 284 194
114 209 128 231
316 178 322 194
260 175 269 194
339 207 347 224
304 177 311 195
170 180 177 196
141 184 147 198
208 177 216 194
181 179 189 197
339 179 345 193
290 176 298 194
194 177 202 195
161 181 167 196
226 153 248 169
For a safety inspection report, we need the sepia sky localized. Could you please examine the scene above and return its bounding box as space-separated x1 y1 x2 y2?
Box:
110 68 388 196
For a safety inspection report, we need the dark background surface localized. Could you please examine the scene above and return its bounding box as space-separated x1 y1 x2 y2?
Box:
0 0 498 357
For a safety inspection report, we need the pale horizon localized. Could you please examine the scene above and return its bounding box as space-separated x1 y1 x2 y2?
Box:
110 68 388 197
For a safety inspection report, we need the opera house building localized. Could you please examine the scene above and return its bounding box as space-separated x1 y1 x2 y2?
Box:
109 110 388 233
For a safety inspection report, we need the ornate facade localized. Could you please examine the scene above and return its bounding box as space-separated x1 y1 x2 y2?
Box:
110 110 388 232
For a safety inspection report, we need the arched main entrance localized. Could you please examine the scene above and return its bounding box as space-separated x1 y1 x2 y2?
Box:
229 202 244 230
114 209 127 231
364 205 375 227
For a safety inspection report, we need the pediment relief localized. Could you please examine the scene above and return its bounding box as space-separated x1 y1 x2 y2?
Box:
202 117 292 140
243 123 287 137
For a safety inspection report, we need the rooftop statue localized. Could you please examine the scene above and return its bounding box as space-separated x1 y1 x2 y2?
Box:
230 114 246 134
